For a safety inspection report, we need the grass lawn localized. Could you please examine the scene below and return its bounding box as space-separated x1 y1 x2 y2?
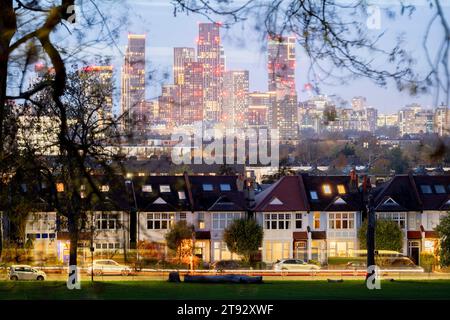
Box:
1 280 450 300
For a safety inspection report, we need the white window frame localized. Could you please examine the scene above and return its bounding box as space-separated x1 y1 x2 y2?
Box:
376 212 406 229
146 213 174 230
328 212 355 230
264 213 291 230
212 212 244 230
96 212 122 230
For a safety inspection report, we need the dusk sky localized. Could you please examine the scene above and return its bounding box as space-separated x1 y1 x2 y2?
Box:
96 0 449 114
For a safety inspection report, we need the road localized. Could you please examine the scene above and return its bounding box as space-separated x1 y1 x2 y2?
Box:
2 269 450 281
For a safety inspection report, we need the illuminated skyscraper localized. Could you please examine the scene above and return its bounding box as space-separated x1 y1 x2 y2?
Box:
180 61 204 125
121 34 146 135
197 23 224 123
158 84 179 127
267 35 298 141
81 65 113 130
174 47 195 85
223 70 249 128
246 92 275 129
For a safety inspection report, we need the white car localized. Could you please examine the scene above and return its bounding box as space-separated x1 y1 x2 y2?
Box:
273 259 320 271
8 265 47 281
87 259 132 276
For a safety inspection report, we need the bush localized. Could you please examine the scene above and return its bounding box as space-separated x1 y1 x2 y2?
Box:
223 218 263 263
358 219 403 252
420 252 437 272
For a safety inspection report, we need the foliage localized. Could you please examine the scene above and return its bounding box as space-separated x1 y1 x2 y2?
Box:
436 214 450 267
164 221 194 261
420 252 437 272
358 219 403 252
223 218 263 263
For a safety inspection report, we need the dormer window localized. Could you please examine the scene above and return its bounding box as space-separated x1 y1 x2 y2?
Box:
310 191 318 200
178 191 186 200
219 184 231 191
337 185 346 195
435 185 446 194
101 185 109 192
420 185 432 194
322 184 332 195
160 185 171 193
142 185 152 193
202 184 213 191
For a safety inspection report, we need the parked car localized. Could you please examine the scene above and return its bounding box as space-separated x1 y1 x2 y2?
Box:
211 260 247 271
273 259 320 271
345 261 367 270
8 265 47 281
86 259 133 276
381 257 424 271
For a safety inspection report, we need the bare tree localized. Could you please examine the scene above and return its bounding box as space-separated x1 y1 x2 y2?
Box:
172 0 450 104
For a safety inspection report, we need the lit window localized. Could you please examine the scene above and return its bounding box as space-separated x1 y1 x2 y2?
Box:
160 185 171 193
178 191 186 200
310 191 318 200
322 184 332 195
313 212 321 229
219 184 231 191
56 183 64 192
434 185 446 194
142 185 152 193
337 185 346 195
202 184 213 191
420 185 432 194
198 212 205 229
101 185 109 192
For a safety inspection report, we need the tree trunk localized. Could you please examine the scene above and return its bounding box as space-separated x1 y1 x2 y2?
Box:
68 213 79 268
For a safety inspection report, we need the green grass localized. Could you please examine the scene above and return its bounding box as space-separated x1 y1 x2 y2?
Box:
1 280 450 300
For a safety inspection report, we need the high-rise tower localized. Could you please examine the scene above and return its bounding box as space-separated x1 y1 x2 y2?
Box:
197 23 224 123
267 35 298 141
121 34 146 136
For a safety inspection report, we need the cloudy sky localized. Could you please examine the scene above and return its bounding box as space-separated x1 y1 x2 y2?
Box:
93 0 449 114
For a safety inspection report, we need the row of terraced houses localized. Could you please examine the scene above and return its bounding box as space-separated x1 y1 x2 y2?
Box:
2 173 449 265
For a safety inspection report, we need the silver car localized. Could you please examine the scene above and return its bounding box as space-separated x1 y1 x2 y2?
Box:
8 265 47 281
273 259 321 271
87 259 133 276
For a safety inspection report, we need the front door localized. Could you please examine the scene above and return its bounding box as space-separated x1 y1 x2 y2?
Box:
294 241 307 261
408 240 420 265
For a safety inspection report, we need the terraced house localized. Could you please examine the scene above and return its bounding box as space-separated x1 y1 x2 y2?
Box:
253 175 364 264
4 172 449 266
372 174 450 265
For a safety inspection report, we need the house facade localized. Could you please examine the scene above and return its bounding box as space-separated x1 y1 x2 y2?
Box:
10 173 450 265
253 175 364 264
373 174 450 264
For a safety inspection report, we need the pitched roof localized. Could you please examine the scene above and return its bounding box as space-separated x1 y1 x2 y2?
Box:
188 175 246 211
301 174 364 211
132 175 191 212
373 174 450 211
253 176 309 212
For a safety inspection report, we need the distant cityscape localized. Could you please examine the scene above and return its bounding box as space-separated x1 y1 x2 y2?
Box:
19 22 450 164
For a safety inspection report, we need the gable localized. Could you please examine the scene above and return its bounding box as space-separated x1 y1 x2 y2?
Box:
334 197 347 205
153 197 167 204
269 197 283 205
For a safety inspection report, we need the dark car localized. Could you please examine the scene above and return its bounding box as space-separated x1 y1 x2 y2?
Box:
211 260 246 271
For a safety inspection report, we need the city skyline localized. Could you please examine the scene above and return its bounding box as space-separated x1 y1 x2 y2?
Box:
98 0 446 115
